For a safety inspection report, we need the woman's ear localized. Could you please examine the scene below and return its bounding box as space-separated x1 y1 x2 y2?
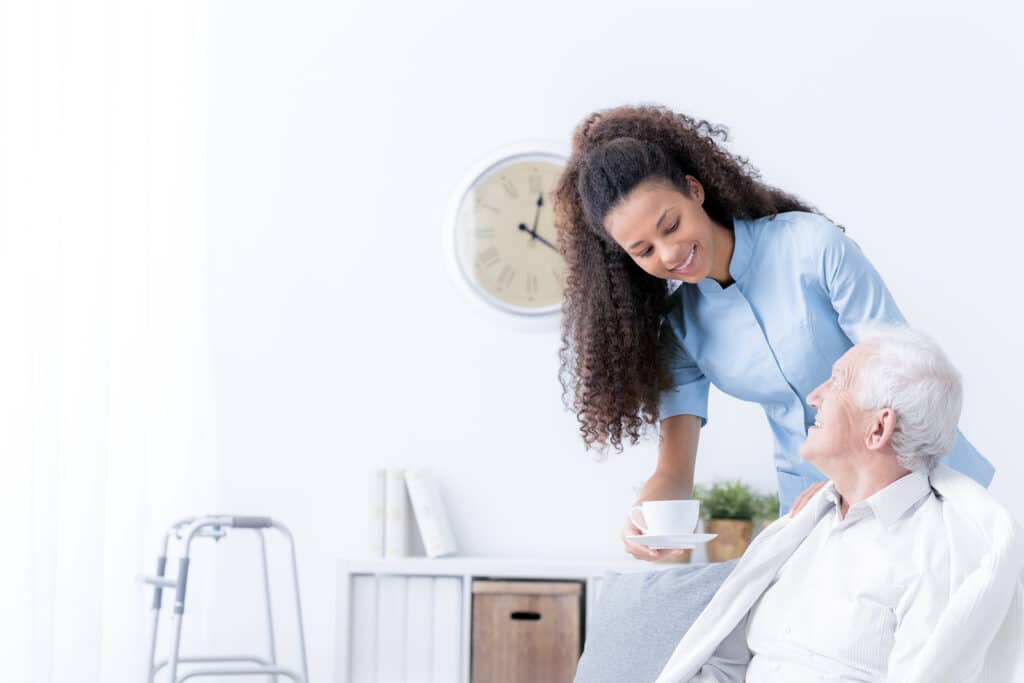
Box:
684 175 705 205
866 408 897 451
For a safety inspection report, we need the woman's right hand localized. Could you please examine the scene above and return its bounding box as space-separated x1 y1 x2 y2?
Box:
624 414 701 561
621 512 689 562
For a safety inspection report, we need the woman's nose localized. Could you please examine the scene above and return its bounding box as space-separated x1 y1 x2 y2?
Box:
661 243 683 269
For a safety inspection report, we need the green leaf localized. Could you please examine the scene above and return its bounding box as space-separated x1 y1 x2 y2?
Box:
692 480 779 521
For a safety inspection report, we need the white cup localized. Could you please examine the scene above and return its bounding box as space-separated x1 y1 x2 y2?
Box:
629 499 700 535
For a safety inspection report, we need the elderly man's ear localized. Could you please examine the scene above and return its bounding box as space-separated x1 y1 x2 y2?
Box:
866 408 897 451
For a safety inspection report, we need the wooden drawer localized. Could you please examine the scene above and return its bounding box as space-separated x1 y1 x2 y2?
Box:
471 580 583 683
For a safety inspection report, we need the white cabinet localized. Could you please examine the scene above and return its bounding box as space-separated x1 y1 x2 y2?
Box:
335 557 660 683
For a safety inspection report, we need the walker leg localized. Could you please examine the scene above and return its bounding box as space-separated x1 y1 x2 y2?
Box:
168 612 186 683
147 553 168 683
148 609 161 683
259 530 278 683
168 556 190 683
284 530 309 683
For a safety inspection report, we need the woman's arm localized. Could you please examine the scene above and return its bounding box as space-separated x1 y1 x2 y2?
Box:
622 413 701 560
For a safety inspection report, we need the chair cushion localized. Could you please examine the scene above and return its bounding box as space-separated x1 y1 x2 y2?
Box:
574 561 737 683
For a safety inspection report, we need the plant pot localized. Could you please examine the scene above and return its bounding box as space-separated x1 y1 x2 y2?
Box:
705 519 753 562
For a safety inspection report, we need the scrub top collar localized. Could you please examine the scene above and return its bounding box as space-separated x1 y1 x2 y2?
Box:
696 217 752 295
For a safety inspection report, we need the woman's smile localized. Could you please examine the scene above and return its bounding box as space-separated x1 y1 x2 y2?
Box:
669 243 698 276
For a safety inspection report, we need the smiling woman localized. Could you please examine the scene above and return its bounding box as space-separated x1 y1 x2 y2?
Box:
603 177 735 285
551 104 995 562
554 108 812 455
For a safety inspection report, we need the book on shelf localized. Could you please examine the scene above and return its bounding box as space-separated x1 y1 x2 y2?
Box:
431 577 462 680
348 574 462 683
376 575 408 679
348 575 378 679
404 576 434 677
405 468 458 558
384 467 411 558
368 468 386 558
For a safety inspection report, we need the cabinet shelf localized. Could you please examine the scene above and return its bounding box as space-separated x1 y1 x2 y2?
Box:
335 556 673 683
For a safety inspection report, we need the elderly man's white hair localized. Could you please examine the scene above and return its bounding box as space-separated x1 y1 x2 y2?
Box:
851 325 963 472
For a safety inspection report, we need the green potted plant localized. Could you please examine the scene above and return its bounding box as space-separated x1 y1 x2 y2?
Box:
693 481 759 562
753 491 781 532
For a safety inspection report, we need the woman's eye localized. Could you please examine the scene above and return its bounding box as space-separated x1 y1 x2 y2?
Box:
639 247 653 258
665 220 679 234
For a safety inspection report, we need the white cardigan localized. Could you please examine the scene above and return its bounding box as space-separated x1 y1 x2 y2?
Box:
655 465 1024 683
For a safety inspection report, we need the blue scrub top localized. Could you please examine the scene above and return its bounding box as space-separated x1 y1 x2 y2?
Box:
658 211 994 513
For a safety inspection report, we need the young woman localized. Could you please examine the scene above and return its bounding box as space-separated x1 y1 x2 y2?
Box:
553 105 993 560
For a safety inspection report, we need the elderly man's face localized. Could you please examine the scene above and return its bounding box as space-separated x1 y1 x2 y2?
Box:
800 346 872 465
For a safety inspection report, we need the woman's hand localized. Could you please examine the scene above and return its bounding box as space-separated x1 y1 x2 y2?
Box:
788 481 827 517
622 414 701 561
621 512 690 562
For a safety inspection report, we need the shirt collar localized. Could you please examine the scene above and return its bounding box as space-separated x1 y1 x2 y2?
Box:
696 217 752 294
821 470 932 529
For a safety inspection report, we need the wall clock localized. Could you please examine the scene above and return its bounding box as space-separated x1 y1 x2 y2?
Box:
445 146 567 316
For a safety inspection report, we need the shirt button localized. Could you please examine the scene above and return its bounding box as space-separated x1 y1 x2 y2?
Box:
770 662 781 672
784 625 792 636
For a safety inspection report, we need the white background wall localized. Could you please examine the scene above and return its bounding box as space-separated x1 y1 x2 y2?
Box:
201 1 1022 680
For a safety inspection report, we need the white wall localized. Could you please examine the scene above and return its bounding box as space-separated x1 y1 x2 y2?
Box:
203 1 1023 680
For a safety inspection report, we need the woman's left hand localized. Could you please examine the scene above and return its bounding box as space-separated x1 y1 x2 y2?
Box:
788 481 826 517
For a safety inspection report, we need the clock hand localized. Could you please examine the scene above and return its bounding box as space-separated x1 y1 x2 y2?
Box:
531 232 557 251
518 222 557 251
531 193 543 234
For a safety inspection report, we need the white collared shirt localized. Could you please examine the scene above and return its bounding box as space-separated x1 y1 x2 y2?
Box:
742 470 948 682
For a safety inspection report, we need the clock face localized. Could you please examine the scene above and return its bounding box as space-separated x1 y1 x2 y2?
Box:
452 154 566 314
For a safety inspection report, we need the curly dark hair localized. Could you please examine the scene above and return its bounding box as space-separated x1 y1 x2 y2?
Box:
554 104 817 452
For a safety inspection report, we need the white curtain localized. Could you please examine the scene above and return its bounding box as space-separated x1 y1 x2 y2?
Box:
0 1 218 681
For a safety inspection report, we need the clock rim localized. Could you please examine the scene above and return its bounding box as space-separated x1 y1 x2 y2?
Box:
443 141 569 317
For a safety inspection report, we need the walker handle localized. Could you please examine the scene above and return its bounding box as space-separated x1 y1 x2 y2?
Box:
230 516 273 528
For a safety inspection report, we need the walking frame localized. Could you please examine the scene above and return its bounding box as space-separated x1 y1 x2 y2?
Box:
143 515 310 682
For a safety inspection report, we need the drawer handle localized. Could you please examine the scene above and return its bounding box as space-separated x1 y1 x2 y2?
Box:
510 611 541 621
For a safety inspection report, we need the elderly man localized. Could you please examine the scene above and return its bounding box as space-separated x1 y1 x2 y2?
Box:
656 327 1024 683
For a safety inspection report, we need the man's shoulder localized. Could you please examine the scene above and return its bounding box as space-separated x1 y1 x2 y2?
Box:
931 465 1005 515
930 465 1021 551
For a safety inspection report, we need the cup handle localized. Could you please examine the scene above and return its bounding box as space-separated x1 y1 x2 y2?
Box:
629 505 648 533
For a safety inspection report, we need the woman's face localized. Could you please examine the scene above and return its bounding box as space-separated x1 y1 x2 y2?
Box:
603 177 723 283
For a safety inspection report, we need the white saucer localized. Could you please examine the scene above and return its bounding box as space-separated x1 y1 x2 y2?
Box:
627 533 718 550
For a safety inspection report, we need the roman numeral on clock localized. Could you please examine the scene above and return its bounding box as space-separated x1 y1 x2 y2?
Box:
501 178 518 199
477 247 499 269
496 264 516 290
